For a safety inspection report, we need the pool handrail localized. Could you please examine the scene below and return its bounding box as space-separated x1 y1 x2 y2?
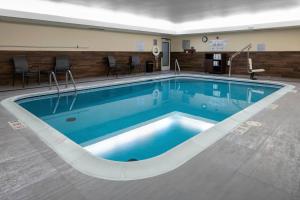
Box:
228 43 252 77
49 71 60 94
175 58 181 74
65 70 77 92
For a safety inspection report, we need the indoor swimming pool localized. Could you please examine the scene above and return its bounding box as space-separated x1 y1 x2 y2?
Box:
2 75 291 180
17 77 280 161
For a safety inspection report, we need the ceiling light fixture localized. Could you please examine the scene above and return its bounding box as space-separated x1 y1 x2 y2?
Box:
1 0 300 34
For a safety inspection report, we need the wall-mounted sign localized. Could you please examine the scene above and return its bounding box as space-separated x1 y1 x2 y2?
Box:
136 41 145 51
257 43 266 51
182 40 191 50
209 40 227 51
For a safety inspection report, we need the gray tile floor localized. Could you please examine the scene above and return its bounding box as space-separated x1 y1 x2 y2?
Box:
0 73 299 200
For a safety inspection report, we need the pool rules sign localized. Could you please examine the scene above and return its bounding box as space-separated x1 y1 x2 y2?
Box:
209 39 227 51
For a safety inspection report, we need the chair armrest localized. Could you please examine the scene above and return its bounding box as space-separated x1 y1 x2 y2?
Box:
40 70 53 75
29 65 40 73
117 63 130 68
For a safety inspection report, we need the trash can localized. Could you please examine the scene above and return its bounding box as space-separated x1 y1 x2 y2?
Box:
146 61 154 73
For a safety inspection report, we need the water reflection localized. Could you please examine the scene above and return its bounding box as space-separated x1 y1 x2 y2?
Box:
18 78 279 145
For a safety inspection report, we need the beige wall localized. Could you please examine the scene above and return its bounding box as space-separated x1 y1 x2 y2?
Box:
0 22 162 51
1 21 300 52
171 28 300 52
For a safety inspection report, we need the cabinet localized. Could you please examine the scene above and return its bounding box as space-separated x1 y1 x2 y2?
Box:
204 53 227 74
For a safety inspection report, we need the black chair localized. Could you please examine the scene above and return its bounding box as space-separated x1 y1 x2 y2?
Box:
107 56 125 77
54 55 71 75
130 56 145 73
12 56 40 88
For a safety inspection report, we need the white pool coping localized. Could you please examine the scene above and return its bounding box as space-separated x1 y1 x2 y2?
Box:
1 74 295 181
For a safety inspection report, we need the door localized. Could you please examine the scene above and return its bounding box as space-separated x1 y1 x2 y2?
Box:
161 39 170 71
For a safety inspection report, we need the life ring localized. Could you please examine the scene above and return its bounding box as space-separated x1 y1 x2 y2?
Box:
152 89 160 99
152 45 160 57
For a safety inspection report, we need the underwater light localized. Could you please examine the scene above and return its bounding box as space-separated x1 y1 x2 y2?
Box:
84 113 215 155
84 117 174 154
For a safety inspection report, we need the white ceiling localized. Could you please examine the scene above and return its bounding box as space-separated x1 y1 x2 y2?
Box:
49 0 299 23
1 0 300 34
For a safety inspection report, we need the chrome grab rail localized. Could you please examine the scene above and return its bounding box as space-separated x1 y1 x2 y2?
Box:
69 94 77 111
52 95 60 114
52 93 77 114
65 70 77 92
228 43 252 77
175 58 181 74
49 71 60 94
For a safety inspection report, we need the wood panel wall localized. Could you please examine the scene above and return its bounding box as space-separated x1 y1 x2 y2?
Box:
0 51 160 85
171 51 300 78
170 52 206 72
1 50 299 85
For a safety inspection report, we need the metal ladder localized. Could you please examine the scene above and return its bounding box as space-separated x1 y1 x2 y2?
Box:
49 72 60 94
228 43 252 77
65 70 77 92
52 93 77 114
174 58 181 74
49 70 77 94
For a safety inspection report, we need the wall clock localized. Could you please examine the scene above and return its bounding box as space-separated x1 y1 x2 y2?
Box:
202 35 208 43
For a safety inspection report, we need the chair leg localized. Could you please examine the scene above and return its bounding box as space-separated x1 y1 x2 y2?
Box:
26 75 29 85
38 72 41 85
12 73 15 87
22 73 25 88
107 68 110 77
129 66 133 74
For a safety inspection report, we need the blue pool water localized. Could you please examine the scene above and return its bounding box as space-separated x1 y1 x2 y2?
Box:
18 77 281 161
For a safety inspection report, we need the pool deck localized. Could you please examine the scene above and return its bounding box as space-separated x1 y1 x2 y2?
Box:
0 72 299 200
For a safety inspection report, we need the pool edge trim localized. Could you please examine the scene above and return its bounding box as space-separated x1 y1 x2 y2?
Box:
1 74 295 181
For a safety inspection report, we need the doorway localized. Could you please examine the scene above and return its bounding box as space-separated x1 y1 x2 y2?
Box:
161 39 170 71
